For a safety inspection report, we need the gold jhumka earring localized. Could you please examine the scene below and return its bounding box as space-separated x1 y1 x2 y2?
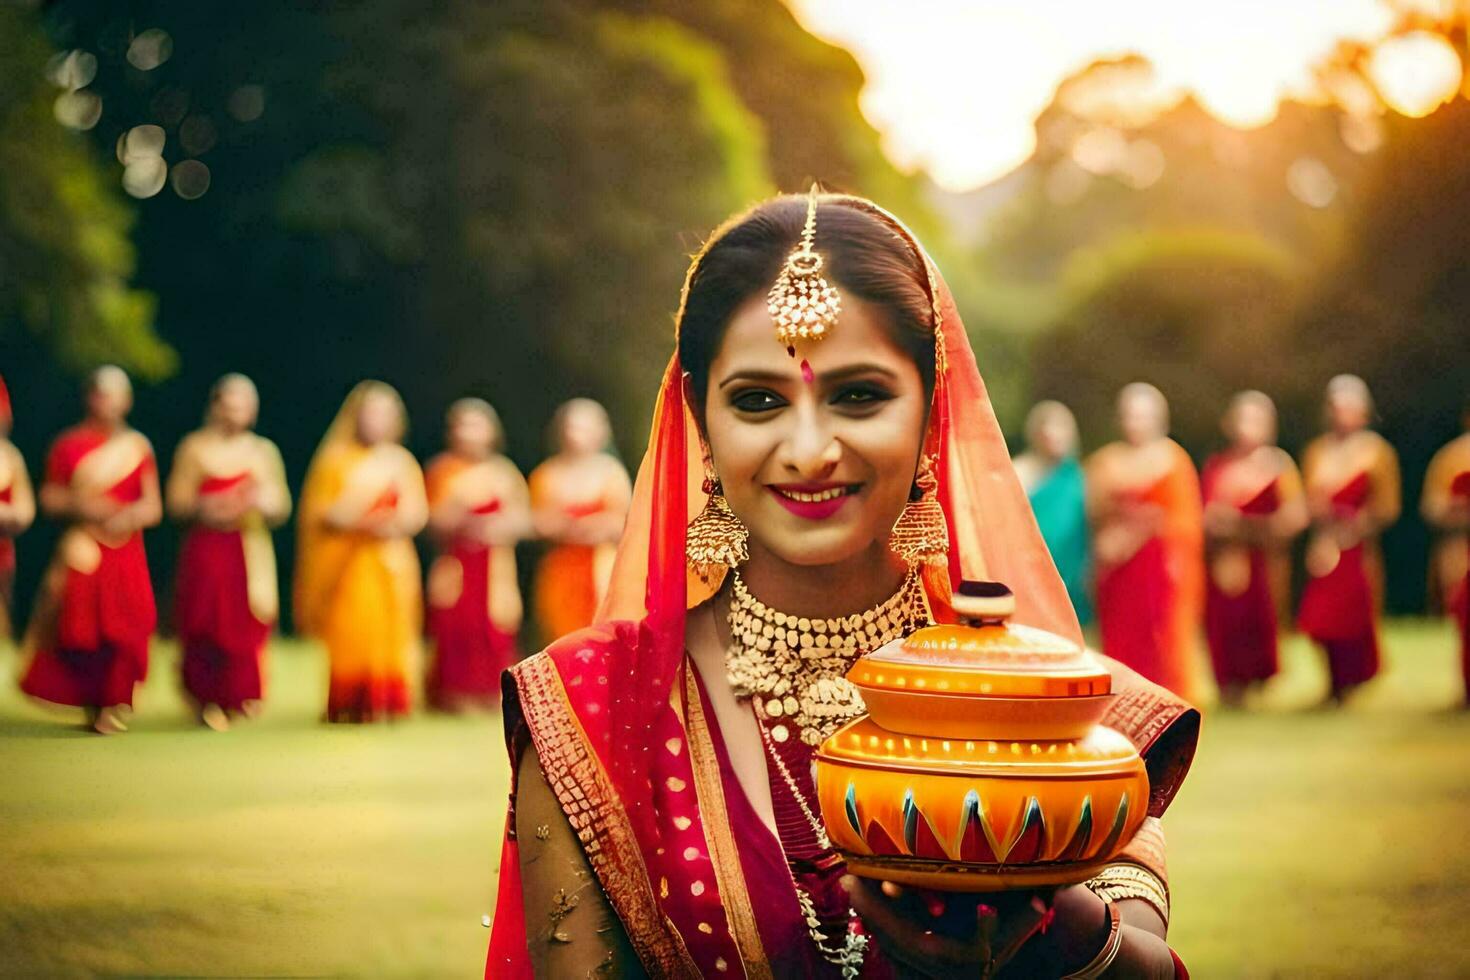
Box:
686 463 749 583
889 453 949 567
767 185 841 354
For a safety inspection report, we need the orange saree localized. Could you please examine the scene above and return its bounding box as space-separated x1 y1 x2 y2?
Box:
296 435 426 723
528 460 625 642
21 425 157 709
1089 440 1204 702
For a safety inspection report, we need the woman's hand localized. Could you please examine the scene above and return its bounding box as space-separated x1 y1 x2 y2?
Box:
842 877 1052 978
844 877 1117 978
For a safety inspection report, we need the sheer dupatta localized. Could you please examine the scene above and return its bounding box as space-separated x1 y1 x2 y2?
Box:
490 196 1196 978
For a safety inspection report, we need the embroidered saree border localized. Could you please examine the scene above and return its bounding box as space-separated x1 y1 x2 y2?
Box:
1102 685 1199 817
681 662 774 980
510 653 699 976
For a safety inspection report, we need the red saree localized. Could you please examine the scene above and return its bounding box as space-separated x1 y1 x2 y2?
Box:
176 474 276 711
1091 442 1204 701
425 454 523 709
0 484 14 582
1455 471 1470 701
1297 431 1398 695
1298 473 1379 689
487 196 1198 978
22 425 157 709
1200 451 1298 688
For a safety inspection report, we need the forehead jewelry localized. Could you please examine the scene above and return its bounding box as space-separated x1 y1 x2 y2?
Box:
767 186 842 355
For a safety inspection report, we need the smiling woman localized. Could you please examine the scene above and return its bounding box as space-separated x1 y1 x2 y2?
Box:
487 193 1199 978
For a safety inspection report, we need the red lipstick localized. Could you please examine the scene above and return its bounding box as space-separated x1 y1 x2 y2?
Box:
767 482 860 520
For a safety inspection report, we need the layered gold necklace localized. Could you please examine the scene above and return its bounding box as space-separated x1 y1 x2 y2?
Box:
724 567 932 746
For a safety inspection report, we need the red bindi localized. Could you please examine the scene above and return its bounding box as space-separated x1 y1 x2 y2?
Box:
799 359 814 385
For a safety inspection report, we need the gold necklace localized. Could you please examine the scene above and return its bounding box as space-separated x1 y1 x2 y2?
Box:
756 709 867 978
725 567 931 745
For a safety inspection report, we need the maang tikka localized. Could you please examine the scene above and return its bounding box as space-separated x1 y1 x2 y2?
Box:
767 186 842 353
889 454 949 567
686 461 749 583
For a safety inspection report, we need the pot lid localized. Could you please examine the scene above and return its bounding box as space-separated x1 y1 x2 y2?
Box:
850 581 1111 699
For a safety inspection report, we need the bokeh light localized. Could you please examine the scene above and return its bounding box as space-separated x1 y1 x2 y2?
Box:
45 49 97 91
228 84 266 123
179 115 218 156
52 90 102 130
1367 30 1463 118
1286 156 1338 208
122 156 168 199
126 28 174 71
170 159 211 200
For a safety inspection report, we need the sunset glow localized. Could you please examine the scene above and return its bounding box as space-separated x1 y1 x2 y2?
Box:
788 1 1419 190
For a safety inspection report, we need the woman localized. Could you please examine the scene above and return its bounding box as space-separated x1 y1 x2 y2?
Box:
0 374 37 642
295 381 427 723
1200 392 1307 706
425 398 531 711
1296 375 1399 704
1013 400 1092 624
1086 384 1204 701
528 398 631 642
1419 405 1470 704
489 194 1198 977
21 366 160 734
167 374 291 730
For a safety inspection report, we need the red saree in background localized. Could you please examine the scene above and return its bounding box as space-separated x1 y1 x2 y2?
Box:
175 473 279 711
22 426 156 708
425 454 523 709
1297 432 1398 695
1201 449 1299 688
1091 441 1204 702
487 197 1199 978
1423 436 1470 701
1454 471 1470 701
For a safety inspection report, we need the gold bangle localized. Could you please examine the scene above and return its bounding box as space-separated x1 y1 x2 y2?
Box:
1084 863 1170 927
1061 901 1124 980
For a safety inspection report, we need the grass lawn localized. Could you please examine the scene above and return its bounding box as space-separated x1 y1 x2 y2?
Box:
1 621 1467 978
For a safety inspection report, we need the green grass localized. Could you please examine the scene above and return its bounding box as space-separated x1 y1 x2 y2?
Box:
1 622 1467 978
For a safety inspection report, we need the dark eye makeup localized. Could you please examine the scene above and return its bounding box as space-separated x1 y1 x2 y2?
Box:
728 388 786 413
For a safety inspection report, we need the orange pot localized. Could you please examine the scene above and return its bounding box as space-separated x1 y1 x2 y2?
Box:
814 581 1148 891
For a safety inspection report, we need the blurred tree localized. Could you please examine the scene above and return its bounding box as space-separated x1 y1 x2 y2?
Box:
0 5 173 378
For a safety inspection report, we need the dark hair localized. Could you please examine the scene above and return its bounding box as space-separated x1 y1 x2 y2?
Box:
678 196 936 411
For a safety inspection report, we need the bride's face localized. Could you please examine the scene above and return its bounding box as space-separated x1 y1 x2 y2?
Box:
704 291 928 568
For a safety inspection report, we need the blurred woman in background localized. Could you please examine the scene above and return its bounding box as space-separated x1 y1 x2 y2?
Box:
0 374 36 642
528 398 630 642
1420 403 1470 705
167 374 291 730
424 398 531 711
21 366 160 734
1201 391 1307 706
295 381 427 723
1013 399 1092 624
1297 375 1400 704
1087 383 1204 700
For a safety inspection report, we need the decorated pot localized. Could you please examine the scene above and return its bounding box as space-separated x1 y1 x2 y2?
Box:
814 581 1148 891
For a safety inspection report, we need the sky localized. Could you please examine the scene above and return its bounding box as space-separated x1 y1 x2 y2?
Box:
787 0 1418 190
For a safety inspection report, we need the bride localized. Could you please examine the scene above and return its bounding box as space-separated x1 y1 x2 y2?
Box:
487 192 1198 978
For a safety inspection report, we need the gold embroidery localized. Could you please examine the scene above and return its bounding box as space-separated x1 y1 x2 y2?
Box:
682 661 774 979
511 653 699 976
